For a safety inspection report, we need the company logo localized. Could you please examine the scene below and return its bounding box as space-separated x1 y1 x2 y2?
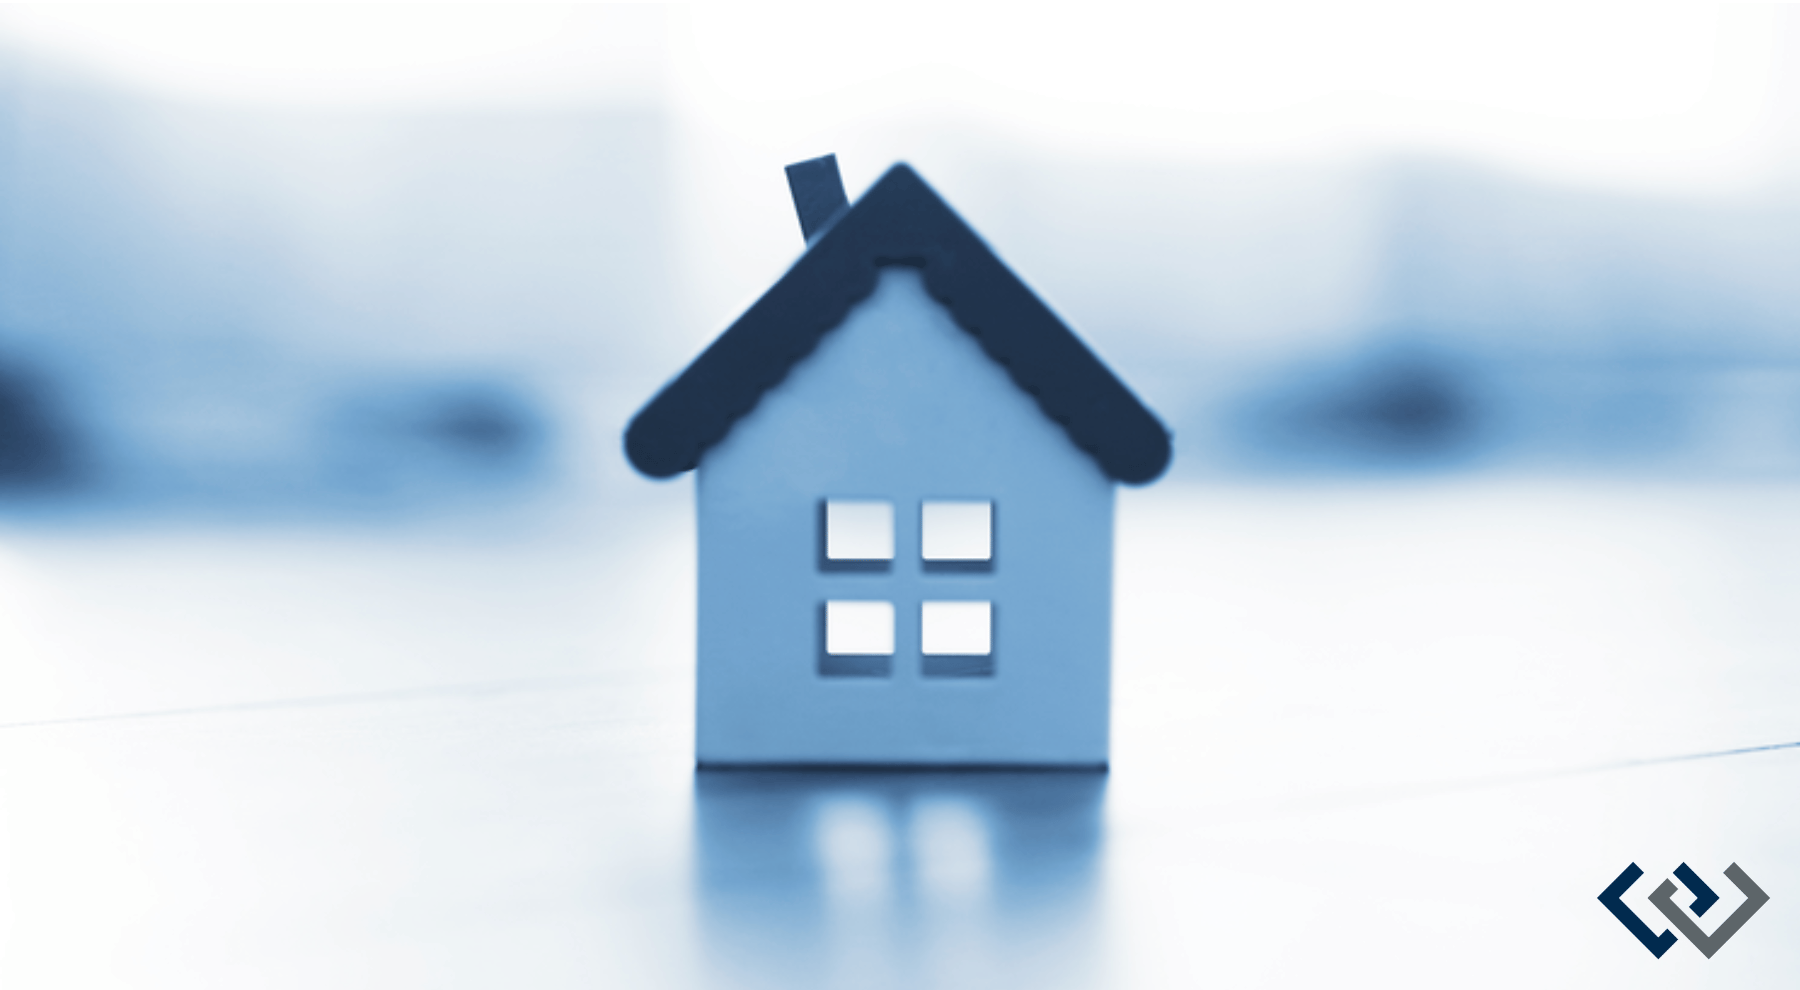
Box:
1599 862 1769 958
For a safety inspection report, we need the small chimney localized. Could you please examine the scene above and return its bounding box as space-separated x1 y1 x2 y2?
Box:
784 154 848 244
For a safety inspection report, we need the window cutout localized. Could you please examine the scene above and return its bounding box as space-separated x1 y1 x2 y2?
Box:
921 601 994 678
822 500 893 573
922 500 992 573
821 600 893 678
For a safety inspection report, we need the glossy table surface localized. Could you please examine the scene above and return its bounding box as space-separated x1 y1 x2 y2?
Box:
2 480 1797 987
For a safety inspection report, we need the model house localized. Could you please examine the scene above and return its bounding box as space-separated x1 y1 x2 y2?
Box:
626 156 1170 767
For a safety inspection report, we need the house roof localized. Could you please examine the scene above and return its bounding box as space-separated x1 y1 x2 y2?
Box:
624 164 1172 484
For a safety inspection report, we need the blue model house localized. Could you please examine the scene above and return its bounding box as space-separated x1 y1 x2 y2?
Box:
626 157 1170 767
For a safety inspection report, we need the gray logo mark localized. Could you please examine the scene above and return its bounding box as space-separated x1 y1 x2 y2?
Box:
1649 863 1770 959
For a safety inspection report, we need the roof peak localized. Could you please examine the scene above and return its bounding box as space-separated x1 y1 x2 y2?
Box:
625 162 1171 484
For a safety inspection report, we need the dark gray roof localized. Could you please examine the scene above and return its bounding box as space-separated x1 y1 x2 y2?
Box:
624 164 1171 484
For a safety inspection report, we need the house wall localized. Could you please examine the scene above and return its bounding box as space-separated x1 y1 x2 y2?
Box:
695 266 1115 765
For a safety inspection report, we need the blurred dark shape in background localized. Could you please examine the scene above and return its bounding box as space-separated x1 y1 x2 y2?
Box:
323 379 546 505
0 358 79 487
1230 346 1482 471
0 54 664 515
418 387 536 461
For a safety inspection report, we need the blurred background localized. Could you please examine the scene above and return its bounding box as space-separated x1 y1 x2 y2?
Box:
4 7 1800 988
2 4 1798 513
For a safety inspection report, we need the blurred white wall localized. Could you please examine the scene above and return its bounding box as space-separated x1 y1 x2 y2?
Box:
1 4 1798 504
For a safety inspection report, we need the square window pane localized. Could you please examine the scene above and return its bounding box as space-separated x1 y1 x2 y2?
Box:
921 601 991 655
826 601 894 655
826 500 894 561
922 501 991 561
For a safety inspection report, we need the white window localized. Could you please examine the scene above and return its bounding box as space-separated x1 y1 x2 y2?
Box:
921 601 992 656
921 500 992 565
826 601 895 656
825 499 894 564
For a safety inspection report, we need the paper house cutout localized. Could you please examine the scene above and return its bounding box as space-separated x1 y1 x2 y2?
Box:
626 157 1170 767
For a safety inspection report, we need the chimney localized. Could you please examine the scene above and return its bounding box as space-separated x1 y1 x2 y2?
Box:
784 154 849 244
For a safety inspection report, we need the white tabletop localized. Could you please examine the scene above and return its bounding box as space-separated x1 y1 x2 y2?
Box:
3 479 1795 987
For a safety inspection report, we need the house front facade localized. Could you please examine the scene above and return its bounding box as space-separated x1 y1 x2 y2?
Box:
626 160 1170 767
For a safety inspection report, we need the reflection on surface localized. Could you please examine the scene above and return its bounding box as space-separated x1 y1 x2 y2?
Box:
694 770 1105 990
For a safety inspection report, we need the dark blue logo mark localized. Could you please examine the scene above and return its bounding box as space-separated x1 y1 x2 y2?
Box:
1600 862 1769 958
